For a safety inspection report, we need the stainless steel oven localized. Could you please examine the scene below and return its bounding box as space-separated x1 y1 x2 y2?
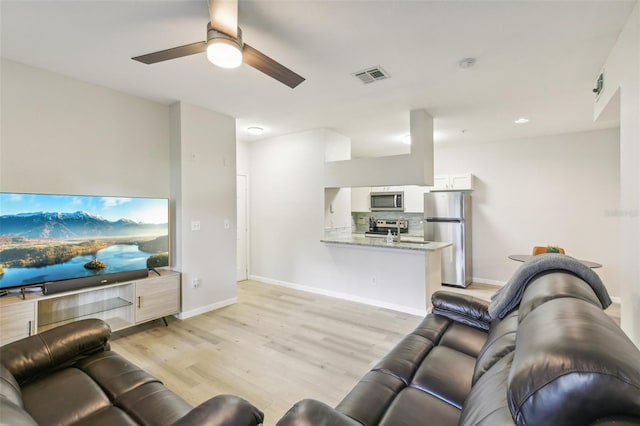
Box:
370 192 404 211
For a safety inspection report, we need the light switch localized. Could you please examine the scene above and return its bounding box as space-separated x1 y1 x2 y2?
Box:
191 221 201 231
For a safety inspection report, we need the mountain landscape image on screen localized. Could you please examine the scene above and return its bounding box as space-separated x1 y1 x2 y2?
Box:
0 193 169 290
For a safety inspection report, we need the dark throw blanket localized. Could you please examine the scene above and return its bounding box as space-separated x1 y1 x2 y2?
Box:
488 253 612 319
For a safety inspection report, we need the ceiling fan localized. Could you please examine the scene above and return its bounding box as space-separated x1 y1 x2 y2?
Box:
132 0 305 89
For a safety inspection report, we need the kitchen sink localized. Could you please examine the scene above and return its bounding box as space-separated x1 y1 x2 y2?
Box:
399 240 431 245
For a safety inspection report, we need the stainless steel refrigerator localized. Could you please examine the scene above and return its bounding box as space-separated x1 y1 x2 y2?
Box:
424 191 472 287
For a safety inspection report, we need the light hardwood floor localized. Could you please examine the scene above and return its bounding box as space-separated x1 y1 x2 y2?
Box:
111 279 621 425
111 280 423 425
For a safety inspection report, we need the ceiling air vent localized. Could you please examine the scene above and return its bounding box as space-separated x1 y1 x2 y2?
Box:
352 66 390 84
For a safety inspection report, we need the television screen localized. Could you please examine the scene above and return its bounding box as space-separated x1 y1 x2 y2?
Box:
0 193 169 292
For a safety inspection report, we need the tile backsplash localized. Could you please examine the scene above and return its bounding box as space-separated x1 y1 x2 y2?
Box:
352 212 424 236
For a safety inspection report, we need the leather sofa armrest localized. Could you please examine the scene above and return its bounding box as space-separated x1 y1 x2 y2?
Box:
431 291 491 331
173 395 264 426
0 319 111 384
276 399 362 426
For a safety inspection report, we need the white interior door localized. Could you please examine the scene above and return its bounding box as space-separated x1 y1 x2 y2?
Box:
236 175 248 281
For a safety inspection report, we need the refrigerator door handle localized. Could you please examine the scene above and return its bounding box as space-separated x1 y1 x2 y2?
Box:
426 218 462 223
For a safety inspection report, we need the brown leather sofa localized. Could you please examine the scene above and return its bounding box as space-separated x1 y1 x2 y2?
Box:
0 319 263 426
277 270 640 425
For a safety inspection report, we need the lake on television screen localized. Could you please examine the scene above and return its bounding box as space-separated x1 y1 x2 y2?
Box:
0 244 157 289
0 192 170 290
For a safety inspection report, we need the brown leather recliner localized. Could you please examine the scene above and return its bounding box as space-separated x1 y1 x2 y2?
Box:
0 319 264 426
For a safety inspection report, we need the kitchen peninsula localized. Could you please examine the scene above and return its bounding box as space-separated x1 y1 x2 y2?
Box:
320 233 452 314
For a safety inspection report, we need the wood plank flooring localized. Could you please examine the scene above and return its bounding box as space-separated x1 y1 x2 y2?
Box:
110 279 621 425
110 280 423 425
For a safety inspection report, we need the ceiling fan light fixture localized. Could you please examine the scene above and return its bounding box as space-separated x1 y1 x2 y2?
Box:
207 38 243 68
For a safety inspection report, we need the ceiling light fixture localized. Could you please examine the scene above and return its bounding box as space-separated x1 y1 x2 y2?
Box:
206 27 243 69
402 134 411 145
514 117 530 124
247 126 264 135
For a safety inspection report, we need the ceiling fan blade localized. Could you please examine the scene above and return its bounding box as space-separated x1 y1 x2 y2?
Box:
243 44 305 89
208 0 238 38
132 41 207 64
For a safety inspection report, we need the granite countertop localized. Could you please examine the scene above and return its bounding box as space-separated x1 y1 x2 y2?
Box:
321 234 452 252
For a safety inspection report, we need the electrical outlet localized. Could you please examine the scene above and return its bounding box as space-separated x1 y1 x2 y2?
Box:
192 278 200 289
223 219 230 229
191 221 201 231
371 276 376 286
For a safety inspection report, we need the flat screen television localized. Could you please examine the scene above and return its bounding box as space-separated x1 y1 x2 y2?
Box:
0 192 169 295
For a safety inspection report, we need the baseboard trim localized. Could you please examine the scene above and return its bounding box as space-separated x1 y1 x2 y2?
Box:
610 296 621 304
177 297 237 320
250 275 427 317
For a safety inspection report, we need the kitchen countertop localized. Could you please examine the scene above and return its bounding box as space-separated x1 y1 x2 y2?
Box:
321 234 452 252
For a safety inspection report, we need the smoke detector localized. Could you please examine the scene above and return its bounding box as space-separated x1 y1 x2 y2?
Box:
352 66 390 84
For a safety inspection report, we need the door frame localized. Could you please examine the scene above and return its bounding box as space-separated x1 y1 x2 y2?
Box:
236 174 250 281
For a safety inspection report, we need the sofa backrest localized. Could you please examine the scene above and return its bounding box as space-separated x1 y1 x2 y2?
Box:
461 271 640 426
0 364 37 425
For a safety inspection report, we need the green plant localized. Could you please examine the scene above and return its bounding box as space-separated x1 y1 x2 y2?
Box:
546 245 560 253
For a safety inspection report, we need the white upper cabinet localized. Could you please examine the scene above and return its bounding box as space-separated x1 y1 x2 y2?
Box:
431 173 474 191
351 187 370 212
404 185 429 213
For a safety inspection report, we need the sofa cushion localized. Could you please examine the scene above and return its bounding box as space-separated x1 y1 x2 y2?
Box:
335 370 406 425
459 352 514 426
75 351 160 400
371 334 435 384
438 322 487 358
1 363 23 408
22 367 111 425
71 407 138 426
410 346 476 409
472 310 518 385
508 297 640 425
517 271 602 322
378 386 461 426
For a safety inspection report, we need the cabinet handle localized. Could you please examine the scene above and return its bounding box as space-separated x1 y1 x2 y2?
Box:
28 320 32 336
138 296 142 308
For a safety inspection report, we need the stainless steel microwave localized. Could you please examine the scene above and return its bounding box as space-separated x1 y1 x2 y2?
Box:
370 191 404 211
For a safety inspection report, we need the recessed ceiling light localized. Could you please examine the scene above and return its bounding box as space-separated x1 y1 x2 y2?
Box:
514 118 530 124
247 126 264 135
401 134 411 145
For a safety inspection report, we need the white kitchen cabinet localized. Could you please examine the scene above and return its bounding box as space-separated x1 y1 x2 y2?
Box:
431 173 474 191
404 185 429 213
351 187 370 212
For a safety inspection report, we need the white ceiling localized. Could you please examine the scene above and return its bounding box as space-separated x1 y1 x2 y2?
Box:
1 1 635 158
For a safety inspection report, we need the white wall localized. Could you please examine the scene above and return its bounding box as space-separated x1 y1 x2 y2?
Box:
0 59 170 196
248 127 622 315
237 140 250 176
595 1 639 345
1 59 238 319
171 102 238 317
249 129 430 314
435 129 621 295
